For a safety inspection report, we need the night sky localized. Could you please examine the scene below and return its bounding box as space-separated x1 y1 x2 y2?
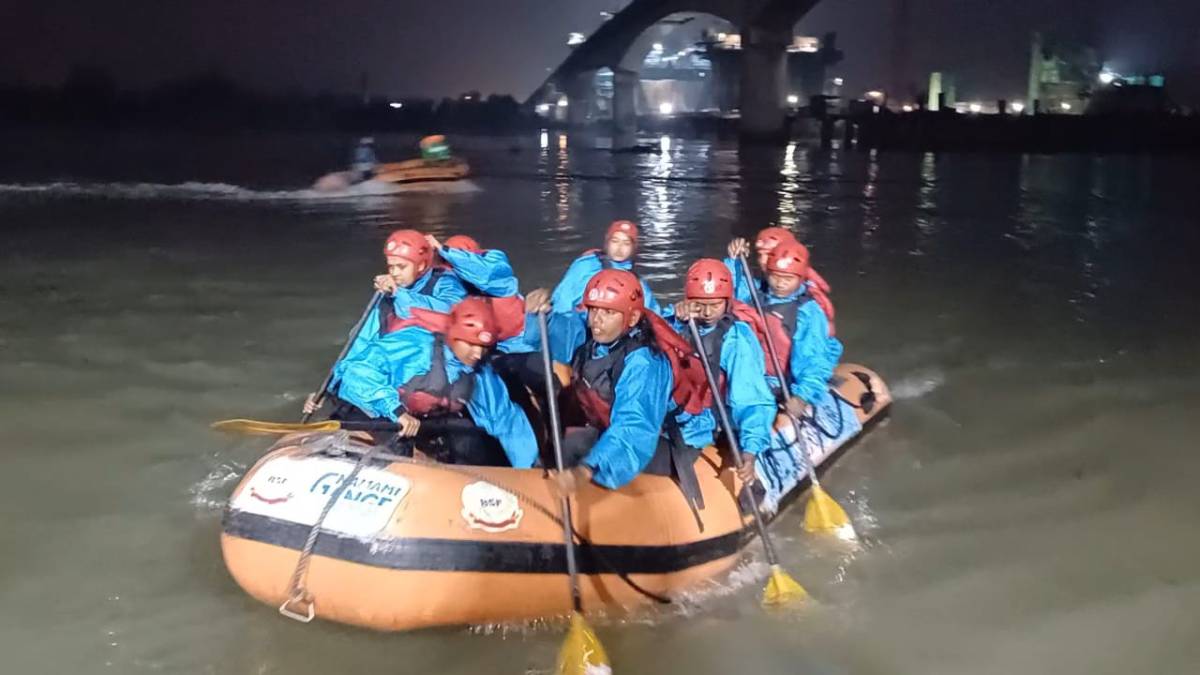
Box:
4 0 1199 103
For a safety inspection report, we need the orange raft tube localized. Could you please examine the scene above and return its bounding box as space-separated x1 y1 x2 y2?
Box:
220 364 890 631
370 157 470 185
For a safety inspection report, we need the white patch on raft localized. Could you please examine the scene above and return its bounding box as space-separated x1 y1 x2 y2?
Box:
229 456 409 538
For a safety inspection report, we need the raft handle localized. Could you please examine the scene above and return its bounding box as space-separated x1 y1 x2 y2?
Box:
279 591 316 623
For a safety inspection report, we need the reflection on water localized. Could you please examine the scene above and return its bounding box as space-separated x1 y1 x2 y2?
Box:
2 133 1199 675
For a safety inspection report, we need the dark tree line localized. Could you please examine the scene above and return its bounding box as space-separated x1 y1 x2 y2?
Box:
0 67 540 133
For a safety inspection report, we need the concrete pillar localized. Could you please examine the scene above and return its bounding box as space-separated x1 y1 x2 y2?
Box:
739 26 791 141
611 67 638 135
564 71 594 128
709 50 739 113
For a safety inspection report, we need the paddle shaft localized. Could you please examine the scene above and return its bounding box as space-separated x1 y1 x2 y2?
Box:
537 312 583 613
302 291 385 422
737 254 823 488
686 317 781 567
341 416 487 436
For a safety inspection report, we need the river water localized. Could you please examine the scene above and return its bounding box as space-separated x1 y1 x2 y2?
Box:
2 130 1198 675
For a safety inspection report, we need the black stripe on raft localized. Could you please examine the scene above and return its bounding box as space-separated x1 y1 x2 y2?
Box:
223 510 749 575
223 400 890 577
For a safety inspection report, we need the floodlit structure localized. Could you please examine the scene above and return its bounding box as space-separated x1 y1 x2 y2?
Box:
1027 32 1101 114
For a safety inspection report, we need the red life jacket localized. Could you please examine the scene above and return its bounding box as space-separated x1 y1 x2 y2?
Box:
569 314 708 428
488 295 526 342
727 300 782 378
396 335 475 415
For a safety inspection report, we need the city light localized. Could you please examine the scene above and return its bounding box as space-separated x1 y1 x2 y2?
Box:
658 102 674 115
652 43 664 53
557 96 568 108
388 101 403 109
833 77 844 86
902 104 914 112
567 32 586 46
1010 101 1025 113
866 90 884 100
786 94 799 105
1060 101 1072 111
968 102 982 113
717 32 727 41
1098 70 1115 85
539 131 549 148
535 103 550 114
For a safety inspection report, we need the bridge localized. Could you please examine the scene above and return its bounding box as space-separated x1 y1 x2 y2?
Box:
528 0 822 139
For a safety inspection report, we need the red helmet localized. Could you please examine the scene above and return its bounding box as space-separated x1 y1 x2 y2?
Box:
444 235 482 254
583 269 644 319
684 258 733 299
764 241 811 277
605 219 639 247
755 227 795 254
383 230 433 270
447 298 498 346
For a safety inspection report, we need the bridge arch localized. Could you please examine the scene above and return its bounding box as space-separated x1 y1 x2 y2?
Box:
531 0 826 138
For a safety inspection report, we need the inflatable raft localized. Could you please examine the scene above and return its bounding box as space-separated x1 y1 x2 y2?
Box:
311 158 471 195
220 363 890 631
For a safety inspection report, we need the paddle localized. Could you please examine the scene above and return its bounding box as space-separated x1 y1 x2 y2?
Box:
537 311 610 675
686 317 808 606
211 416 487 436
301 291 384 422
737 254 855 538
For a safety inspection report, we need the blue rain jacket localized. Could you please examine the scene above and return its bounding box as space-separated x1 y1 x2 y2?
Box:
765 288 842 406
666 316 776 455
576 343 674 490
439 247 520 298
723 257 772 305
352 144 378 171
546 252 661 363
439 246 533 355
340 269 467 366
550 252 661 315
331 327 538 468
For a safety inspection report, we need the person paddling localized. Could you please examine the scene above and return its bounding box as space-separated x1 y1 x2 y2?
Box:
427 233 557 444
304 298 538 467
545 220 662 363
303 229 468 418
530 270 709 508
724 226 796 304
667 259 776 484
759 241 840 419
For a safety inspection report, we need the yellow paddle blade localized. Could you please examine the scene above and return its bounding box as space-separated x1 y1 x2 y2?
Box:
210 419 342 435
557 611 612 675
803 485 856 539
762 564 808 607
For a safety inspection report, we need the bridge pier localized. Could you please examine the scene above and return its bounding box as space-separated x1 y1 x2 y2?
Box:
564 71 595 128
611 67 639 135
739 26 791 142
